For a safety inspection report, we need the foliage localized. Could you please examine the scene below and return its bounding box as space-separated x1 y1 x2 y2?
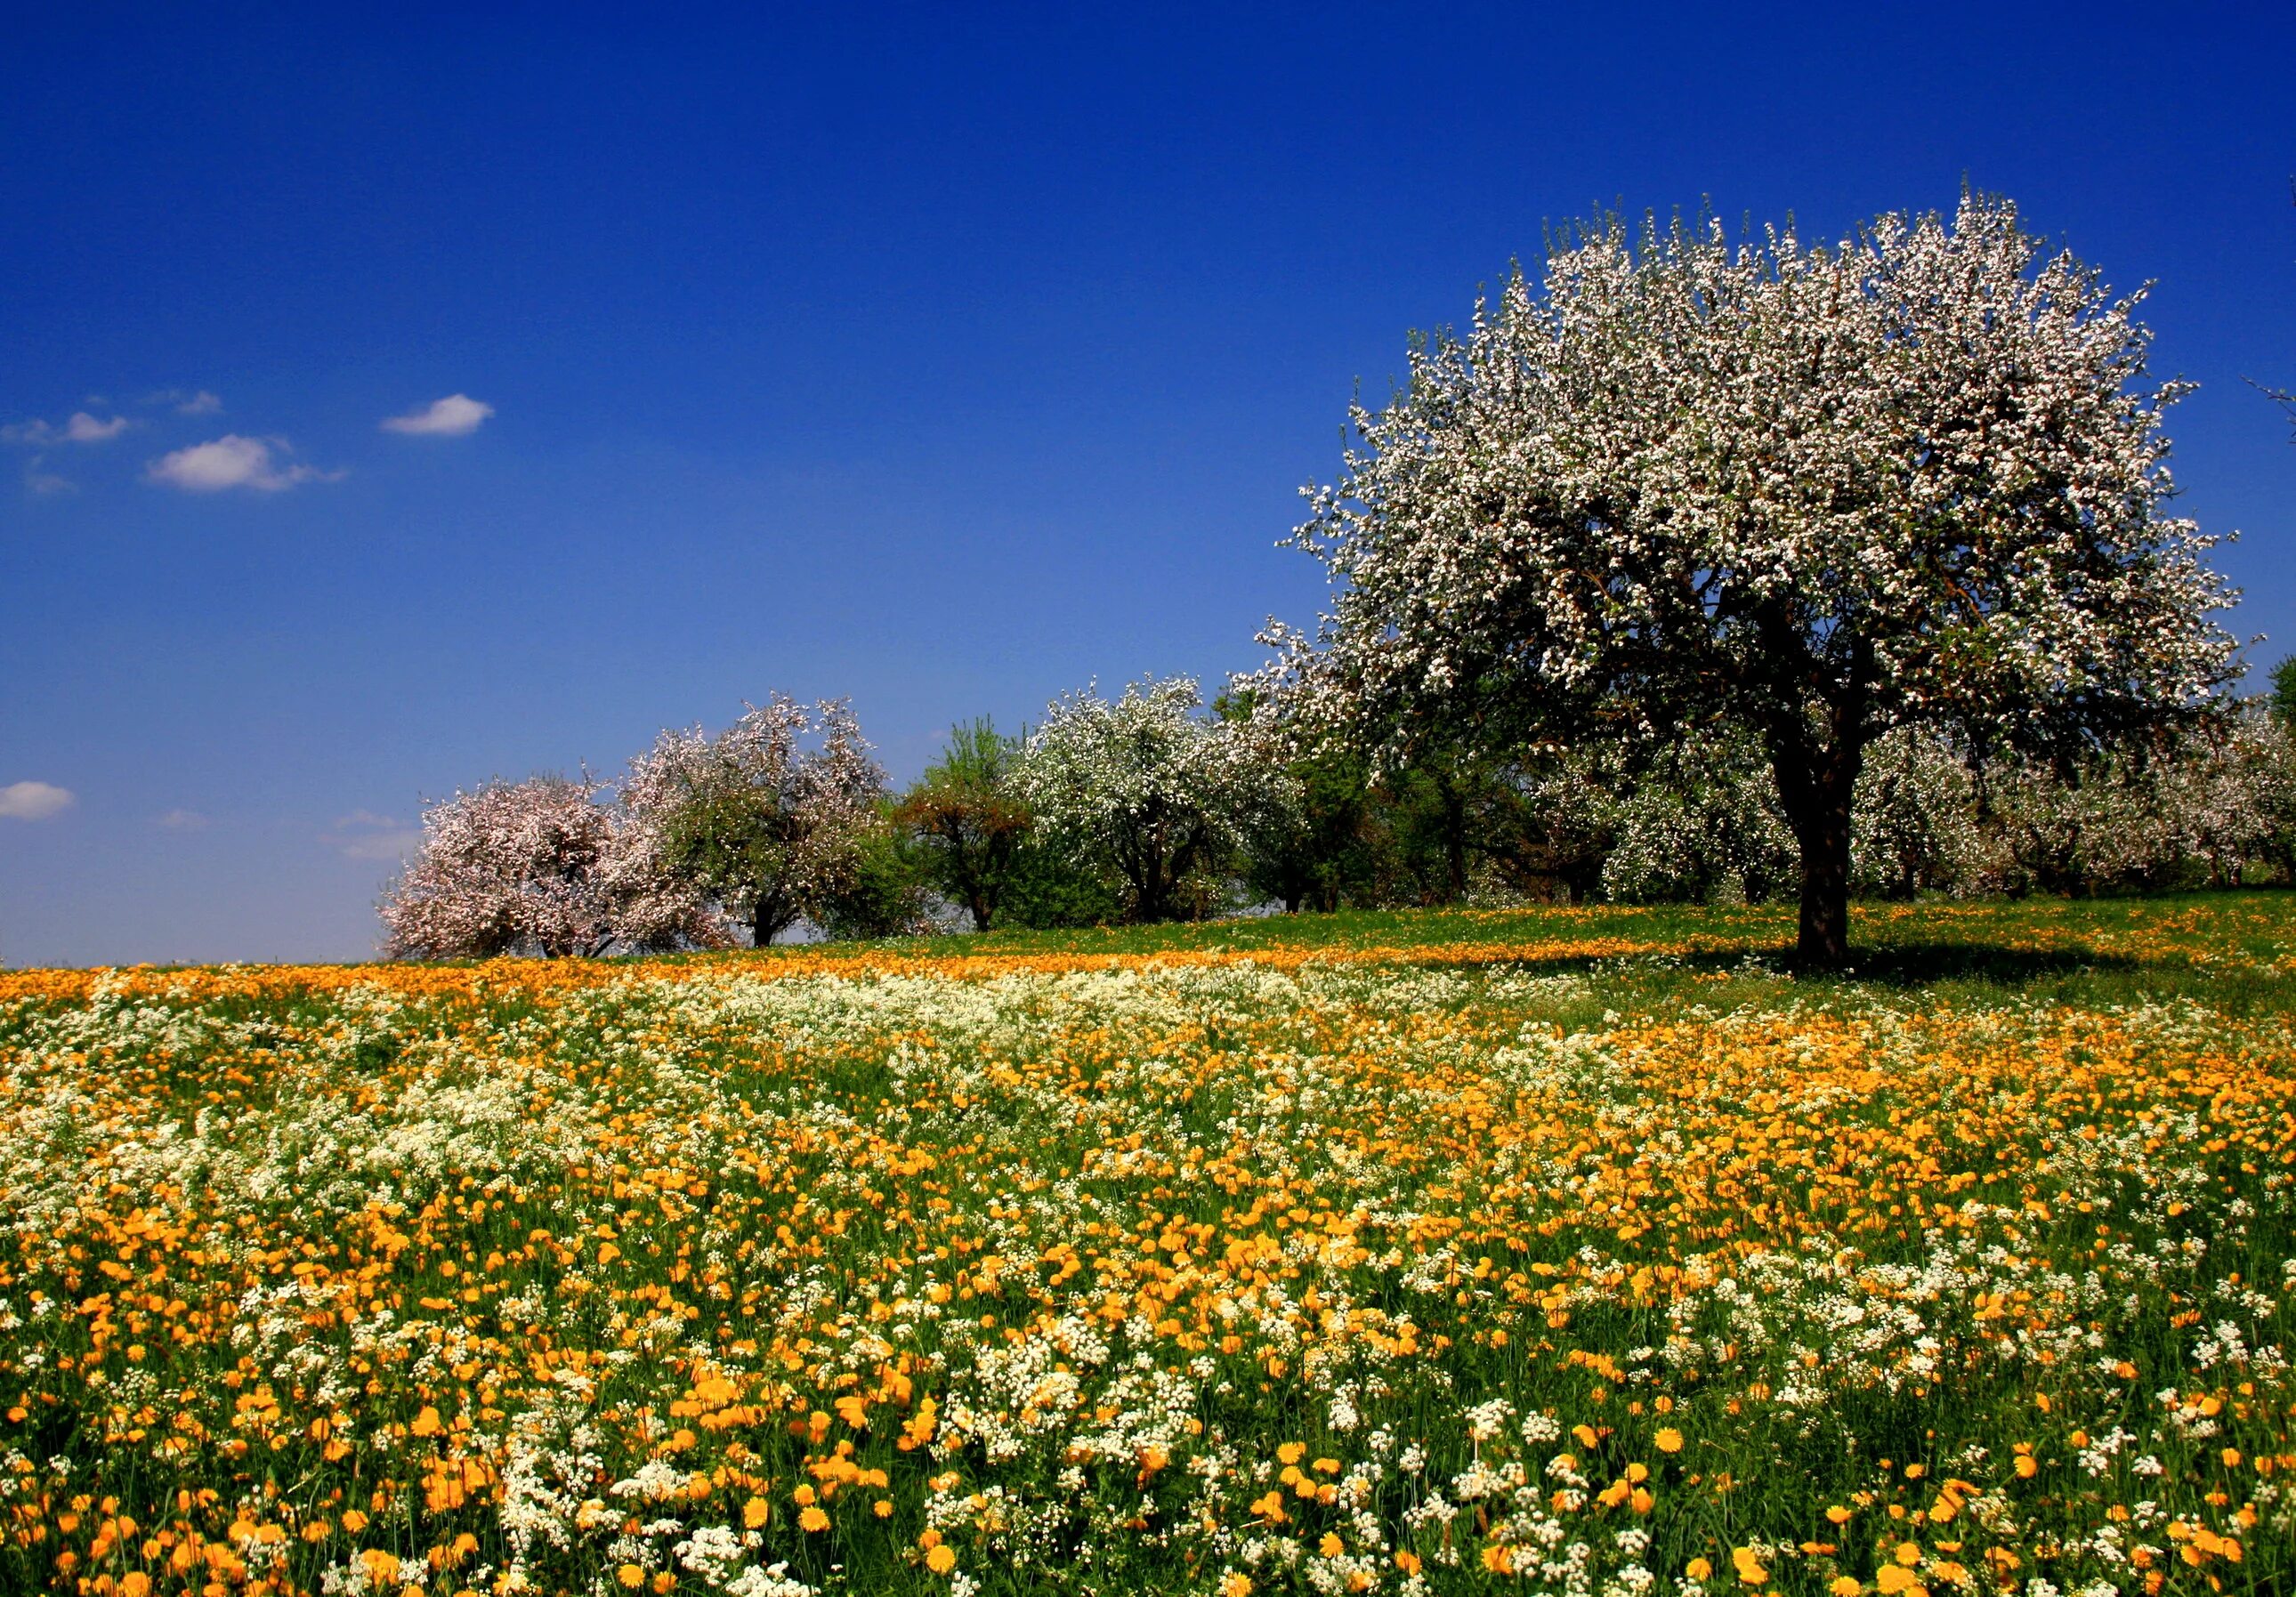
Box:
5 899 2295 1595
1216 690 1384 914
2270 656 2296 730
811 804 937 940
625 698 887 946
1273 190 2240 963
378 775 726 959
1018 676 1288 924
990 836 1128 930
896 720 1034 932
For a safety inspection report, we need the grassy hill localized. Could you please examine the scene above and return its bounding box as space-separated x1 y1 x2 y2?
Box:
0 894 2289 1594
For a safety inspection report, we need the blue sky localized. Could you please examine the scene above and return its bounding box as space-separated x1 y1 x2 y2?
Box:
4 3 2292 967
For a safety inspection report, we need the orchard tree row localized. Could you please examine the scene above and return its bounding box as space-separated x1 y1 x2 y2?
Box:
378 678 2296 958
385 190 2290 963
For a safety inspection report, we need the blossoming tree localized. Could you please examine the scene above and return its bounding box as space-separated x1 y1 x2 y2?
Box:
1020 677 1289 923
1275 191 2240 963
623 697 886 946
379 775 726 958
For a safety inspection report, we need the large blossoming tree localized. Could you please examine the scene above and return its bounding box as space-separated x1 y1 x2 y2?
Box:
1275 191 2240 963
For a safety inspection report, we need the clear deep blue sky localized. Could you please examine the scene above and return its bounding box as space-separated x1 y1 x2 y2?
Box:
4 3 2292 967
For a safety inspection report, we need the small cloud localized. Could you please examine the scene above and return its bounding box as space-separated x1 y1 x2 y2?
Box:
64 411 132 442
145 434 342 493
0 781 75 821
3 411 133 447
381 393 494 437
141 389 224 415
157 808 208 832
24 463 74 496
327 810 422 861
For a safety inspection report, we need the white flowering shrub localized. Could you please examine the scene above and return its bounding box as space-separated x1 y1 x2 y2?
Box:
1271 190 2239 962
1600 732 1799 905
1979 709 2296 895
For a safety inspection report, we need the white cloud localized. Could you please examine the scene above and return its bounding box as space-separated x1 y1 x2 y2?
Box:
24 464 73 496
157 809 208 832
0 781 75 821
381 393 494 437
3 411 133 447
145 434 340 493
327 810 422 861
64 411 131 442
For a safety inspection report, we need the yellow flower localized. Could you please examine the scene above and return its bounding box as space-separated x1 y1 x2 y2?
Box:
743 1496 768 1528
1655 1428 1684 1453
1831 1580 1862 1597
1219 1576 1253 1597
926 1545 958 1575
1732 1546 1768 1585
799 1505 830 1533
1894 1542 1921 1567
617 1567 645 1591
1320 1533 1346 1558
1686 1557 1714 1580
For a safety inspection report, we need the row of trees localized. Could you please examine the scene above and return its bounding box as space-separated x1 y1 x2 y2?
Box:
387 188 2281 964
381 674 2296 959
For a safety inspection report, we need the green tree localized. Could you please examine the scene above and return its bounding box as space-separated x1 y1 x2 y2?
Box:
812 804 933 940
2270 657 2296 730
896 720 1033 932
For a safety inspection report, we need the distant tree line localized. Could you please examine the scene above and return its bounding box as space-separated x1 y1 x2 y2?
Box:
378 677 2296 958
383 189 2295 961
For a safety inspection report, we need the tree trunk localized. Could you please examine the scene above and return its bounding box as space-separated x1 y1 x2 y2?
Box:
1438 775 1468 902
1795 803 1853 967
751 891 789 948
1769 727 1863 969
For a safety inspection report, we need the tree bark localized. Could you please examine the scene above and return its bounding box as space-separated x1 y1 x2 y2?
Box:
1769 725 1863 969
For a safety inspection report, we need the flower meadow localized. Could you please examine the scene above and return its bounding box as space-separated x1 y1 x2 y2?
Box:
1 902 2292 1597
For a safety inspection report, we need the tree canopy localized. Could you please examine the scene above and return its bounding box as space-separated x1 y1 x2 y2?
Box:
1272 191 2241 962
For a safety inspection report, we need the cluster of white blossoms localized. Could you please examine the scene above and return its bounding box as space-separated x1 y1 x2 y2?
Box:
1280 191 2236 751
1018 675 1298 923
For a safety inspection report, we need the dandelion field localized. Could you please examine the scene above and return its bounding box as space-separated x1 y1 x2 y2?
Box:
2 899 2292 1597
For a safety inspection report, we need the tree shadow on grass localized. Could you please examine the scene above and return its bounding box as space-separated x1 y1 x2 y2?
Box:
1820 942 2144 988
